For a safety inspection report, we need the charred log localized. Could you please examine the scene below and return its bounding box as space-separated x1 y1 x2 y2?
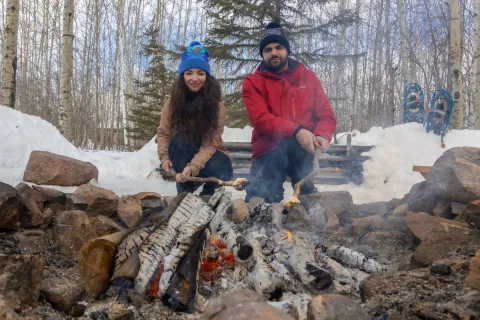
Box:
325 245 387 273
217 220 253 261
135 193 205 295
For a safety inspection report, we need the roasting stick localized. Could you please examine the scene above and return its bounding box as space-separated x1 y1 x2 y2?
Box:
283 149 341 209
178 175 248 191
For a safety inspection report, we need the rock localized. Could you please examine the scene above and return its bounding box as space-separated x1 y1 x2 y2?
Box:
133 192 162 200
441 291 480 319
84 301 134 320
392 203 409 217
247 196 265 210
15 229 47 254
90 215 124 236
283 204 312 230
31 185 65 204
54 210 96 259
0 254 44 307
74 184 118 217
231 199 249 223
432 199 454 219
17 194 44 227
406 212 467 241
41 274 84 313
307 294 371 320
139 198 165 210
299 191 354 217
268 301 297 319
359 231 414 264
65 193 88 211
460 199 480 229
411 222 480 267
201 289 294 320
352 215 407 236
15 183 45 210
23 151 99 186
0 182 24 229
430 264 452 275
427 147 480 204
326 212 339 229
41 207 54 228
354 201 389 217
407 181 440 214
451 202 468 215
117 196 142 228
465 249 480 290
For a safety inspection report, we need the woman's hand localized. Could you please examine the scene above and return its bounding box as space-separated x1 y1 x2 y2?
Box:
162 159 173 173
176 166 192 183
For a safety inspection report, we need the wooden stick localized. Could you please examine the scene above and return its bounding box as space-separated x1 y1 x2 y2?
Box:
179 175 248 190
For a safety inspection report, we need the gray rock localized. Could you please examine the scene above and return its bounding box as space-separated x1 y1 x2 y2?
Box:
308 294 371 320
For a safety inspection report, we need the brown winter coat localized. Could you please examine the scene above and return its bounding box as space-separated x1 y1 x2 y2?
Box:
156 98 228 176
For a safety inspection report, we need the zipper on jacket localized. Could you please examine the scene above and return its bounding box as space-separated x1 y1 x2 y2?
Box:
292 92 296 120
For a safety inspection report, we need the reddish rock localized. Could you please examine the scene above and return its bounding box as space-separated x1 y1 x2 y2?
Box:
23 151 98 186
31 185 65 204
90 215 124 236
41 274 84 313
0 182 23 229
133 192 162 200
308 294 371 320
406 212 467 241
73 184 118 217
18 194 44 227
54 210 96 259
465 249 480 290
460 199 480 229
231 199 249 223
15 183 45 210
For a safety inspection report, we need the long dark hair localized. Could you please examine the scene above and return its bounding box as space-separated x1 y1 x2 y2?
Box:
170 75 221 146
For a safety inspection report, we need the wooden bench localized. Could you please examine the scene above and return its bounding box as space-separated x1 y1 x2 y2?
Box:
412 165 431 179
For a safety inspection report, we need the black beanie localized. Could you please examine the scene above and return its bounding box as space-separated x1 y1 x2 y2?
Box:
259 22 291 57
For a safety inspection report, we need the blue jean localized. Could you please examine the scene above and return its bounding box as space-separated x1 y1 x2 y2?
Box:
245 137 317 203
168 134 233 195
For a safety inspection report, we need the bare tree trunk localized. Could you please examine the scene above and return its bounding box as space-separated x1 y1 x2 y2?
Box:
118 0 128 146
59 0 75 141
474 0 480 129
351 0 360 130
385 0 395 125
396 0 409 85
1 0 20 108
448 0 464 129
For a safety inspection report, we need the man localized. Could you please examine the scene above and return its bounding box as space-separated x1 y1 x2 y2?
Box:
242 22 336 203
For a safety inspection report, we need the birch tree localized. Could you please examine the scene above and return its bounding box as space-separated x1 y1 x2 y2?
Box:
448 0 464 129
59 0 75 140
396 0 409 85
474 0 480 129
1 0 20 108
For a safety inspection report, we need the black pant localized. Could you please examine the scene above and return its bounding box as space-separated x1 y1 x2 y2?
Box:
245 138 317 203
168 134 233 195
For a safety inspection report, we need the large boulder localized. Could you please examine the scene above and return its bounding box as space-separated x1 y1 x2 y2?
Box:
406 181 440 214
427 147 480 204
73 184 118 217
201 289 294 320
23 151 98 186
0 254 44 307
308 294 371 320
406 212 467 241
54 210 96 259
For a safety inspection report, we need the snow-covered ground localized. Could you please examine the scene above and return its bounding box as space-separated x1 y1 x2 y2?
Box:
1 106 480 204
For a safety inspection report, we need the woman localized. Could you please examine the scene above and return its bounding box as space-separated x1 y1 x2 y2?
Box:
157 41 233 195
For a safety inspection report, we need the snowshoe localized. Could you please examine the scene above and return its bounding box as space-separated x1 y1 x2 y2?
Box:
425 89 453 135
403 82 425 124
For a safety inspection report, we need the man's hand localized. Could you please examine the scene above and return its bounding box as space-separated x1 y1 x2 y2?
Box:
296 129 320 153
316 136 331 153
176 166 192 183
162 159 173 173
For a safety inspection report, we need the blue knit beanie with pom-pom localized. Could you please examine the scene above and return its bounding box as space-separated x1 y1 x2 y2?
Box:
178 41 211 76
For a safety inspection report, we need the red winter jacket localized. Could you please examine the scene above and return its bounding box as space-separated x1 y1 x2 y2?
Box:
242 59 336 159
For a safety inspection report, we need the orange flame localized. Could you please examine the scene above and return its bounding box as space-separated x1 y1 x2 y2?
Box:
286 230 292 242
200 238 236 281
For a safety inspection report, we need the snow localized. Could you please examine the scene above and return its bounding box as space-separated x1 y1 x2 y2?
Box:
1 105 479 204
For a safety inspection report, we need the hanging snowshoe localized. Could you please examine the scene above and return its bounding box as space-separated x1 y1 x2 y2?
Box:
425 89 453 136
403 82 425 124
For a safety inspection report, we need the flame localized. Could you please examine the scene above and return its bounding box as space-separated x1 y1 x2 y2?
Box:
200 238 236 281
286 230 292 242
149 264 164 297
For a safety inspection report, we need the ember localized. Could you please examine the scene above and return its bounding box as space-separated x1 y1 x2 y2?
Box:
286 230 292 242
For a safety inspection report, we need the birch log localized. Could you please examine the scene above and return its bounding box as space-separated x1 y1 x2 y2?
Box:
325 245 387 273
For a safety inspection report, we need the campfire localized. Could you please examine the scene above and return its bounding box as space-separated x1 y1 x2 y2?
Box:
78 187 387 315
